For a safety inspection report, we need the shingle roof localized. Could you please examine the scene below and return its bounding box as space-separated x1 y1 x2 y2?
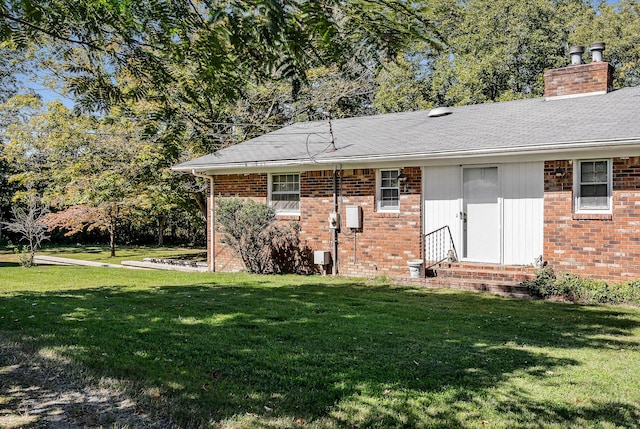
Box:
173 86 640 173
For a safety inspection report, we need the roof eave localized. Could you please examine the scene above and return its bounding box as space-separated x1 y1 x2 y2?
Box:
172 137 640 175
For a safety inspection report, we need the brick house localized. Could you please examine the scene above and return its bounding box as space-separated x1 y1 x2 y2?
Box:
173 43 640 288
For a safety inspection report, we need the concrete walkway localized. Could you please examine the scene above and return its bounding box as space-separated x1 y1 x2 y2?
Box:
34 255 123 268
34 255 208 273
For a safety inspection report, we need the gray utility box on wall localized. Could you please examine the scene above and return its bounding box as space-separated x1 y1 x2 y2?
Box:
314 250 331 265
345 206 363 229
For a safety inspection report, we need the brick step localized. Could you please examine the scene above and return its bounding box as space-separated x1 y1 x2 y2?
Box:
433 268 536 282
398 262 538 298
425 278 532 298
431 261 536 273
396 276 534 298
427 262 536 283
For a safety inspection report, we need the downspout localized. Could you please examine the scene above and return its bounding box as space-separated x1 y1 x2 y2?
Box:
420 166 426 273
332 165 340 276
192 170 215 272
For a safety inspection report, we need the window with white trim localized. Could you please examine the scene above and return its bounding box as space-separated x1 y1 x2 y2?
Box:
378 169 400 211
269 173 300 214
575 159 611 212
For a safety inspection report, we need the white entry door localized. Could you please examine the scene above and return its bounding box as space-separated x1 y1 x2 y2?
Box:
463 167 500 263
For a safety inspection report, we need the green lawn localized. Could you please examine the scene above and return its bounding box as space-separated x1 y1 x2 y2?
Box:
1 266 639 428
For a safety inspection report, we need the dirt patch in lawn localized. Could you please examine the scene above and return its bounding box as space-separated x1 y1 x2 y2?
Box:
0 333 170 428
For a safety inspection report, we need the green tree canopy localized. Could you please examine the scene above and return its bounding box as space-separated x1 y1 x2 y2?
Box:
2 0 640 248
2 95 166 254
570 0 640 88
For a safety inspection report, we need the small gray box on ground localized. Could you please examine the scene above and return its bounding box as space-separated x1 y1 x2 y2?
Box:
314 251 331 265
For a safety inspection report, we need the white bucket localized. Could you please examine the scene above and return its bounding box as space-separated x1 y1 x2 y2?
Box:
407 260 424 278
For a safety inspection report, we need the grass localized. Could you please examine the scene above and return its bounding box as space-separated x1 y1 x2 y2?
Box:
0 244 206 266
1 264 639 428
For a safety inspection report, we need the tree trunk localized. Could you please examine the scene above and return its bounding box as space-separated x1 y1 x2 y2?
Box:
28 237 35 267
157 215 165 246
110 225 116 257
109 206 118 258
192 191 207 221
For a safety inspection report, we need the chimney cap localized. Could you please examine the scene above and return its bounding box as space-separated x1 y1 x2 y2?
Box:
569 46 584 65
569 45 585 55
589 42 606 62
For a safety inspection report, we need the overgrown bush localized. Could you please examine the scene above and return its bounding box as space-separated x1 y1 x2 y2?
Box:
524 265 561 298
524 266 640 306
269 222 313 274
215 197 312 274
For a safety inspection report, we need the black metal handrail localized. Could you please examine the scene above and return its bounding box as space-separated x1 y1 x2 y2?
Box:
424 225 458 270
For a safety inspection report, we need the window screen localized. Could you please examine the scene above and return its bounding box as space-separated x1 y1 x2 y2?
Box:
379 169 400 210
270 174 300 213
577 160 610 211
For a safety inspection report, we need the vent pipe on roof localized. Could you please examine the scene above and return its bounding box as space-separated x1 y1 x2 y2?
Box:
428 107 453 118
569 46 584 65
589 42 606 62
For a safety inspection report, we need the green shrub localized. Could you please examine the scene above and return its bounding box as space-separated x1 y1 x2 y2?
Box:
14 245 34 268
609 280 640 305
555 273 608 304
215 197 312 274
523 266 640 306
523 266 559 298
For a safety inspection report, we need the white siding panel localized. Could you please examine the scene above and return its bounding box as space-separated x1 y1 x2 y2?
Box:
424 166 462 254
502 162 544 265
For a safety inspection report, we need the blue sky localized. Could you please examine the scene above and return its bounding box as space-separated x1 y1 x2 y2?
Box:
20 75 74 108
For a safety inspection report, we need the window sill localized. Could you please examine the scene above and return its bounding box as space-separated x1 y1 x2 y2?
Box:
572 213 613 221
373 211 400 218
276 214 301 221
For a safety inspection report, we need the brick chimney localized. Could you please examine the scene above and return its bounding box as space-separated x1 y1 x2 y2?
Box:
544 42 614 99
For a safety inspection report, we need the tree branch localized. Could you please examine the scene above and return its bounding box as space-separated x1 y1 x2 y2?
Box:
0 12 104 52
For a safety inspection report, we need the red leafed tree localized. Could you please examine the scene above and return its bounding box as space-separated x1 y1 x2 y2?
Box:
42 204 123 257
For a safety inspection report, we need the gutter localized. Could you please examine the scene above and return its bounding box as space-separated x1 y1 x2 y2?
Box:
191 170 215 273
172 137 640 174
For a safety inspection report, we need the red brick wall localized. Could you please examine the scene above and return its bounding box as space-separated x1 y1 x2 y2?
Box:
544 62 614 97
206 161 640 282
208 168 423 277
544 158 640 281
